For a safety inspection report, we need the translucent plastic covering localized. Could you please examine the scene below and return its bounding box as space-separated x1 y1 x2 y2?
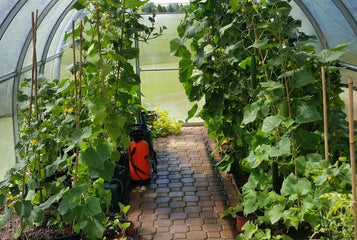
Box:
291 0 357 71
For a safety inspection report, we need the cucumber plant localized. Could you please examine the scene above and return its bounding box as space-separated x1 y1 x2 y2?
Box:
171 0 350 238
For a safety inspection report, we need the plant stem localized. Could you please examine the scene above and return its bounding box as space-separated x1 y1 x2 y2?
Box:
96 3 105 94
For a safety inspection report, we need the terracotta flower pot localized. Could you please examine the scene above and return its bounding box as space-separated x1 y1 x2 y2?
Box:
236 214 250 233
124 221 135 237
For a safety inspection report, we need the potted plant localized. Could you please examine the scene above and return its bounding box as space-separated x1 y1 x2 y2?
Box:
221 203 254 234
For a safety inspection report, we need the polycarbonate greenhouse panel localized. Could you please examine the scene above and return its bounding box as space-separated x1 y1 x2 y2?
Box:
23 1 76 69
0 117 16 179
0 80 12 117
0 0 51 77
292 0 357 68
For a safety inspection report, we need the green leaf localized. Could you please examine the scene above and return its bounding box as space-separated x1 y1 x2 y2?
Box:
184 21 203 38
290 69 315 88
239 56 251 70
80 212 106 239
296 156 307 175
250 38 269 49
265 204 284 224
170 38 190 58
295 128 320 151
14 200 32 218
58 184 88 215
270 136 291 157
242 190 258 214
262 115 283 133
261 81 284 91
295 102 322 124
0 193 5 206
187 103 198 120
45 154 67 177
314 171 329 186
243 102 259 124
282 208 300 229
39 188 67 210
246 151 261 169
215 154 233 173
315 48 346 63
281 174 312 196
83 197 102 217
0 207 12 226
83 147 104 170
89 100 107 124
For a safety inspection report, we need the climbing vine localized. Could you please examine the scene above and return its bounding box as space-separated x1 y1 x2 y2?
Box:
0 0 163 238
171 0 351 238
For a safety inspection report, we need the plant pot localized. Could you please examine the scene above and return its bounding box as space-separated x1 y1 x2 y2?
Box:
124 221 135 237
236 213 250 234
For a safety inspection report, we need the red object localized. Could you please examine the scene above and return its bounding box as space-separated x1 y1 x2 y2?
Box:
236 215 249 233
128 140 151 181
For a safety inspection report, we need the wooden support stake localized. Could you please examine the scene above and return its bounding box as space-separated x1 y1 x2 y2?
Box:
348 77 357 240
321 66 329 161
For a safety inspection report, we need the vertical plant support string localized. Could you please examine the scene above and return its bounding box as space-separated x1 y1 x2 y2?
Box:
348 77 357 240
321 66 329 161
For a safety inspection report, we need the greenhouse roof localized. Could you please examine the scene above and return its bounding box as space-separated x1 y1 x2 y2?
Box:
290 0 357 71
0 0 356 178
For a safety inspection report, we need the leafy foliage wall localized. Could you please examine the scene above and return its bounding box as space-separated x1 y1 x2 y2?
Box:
0 0 163 238
171 0 353 238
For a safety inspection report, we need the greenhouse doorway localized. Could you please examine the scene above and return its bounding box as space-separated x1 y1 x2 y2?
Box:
139 13 203 123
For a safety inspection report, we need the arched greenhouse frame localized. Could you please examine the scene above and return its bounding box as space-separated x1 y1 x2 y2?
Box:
1 0 357 239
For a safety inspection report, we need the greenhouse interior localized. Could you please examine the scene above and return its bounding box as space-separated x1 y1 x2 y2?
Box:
1 0 357 239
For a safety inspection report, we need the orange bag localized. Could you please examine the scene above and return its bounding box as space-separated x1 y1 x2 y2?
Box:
128 140 151 181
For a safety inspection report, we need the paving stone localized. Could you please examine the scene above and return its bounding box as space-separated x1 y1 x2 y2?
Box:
170 212 187 220
187 231 208 239
154 232 173 239
170 224 189 233
173 232 187 239
154 219 172 227
128 126 239 240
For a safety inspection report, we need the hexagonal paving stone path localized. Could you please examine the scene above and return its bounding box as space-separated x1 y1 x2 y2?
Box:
127 126 239 240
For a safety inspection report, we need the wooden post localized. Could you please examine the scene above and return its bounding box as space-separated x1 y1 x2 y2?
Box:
348 77 357 240
321 66 329 161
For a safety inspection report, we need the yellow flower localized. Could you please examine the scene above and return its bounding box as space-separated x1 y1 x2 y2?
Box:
256 158 260 162
248 0 252 2
253 4 258 9
23 117 27 123
241 8 245 12
20 133 25 138
64 107 68 113
9 195 14 201
67 108 74 114
7 203 12 208
105 23 108 29
98 88 102 93
328 175 332 181
272 38 276 42
264 95 269 99
64 101 68 105
31 139 37 146
234 71 237 75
